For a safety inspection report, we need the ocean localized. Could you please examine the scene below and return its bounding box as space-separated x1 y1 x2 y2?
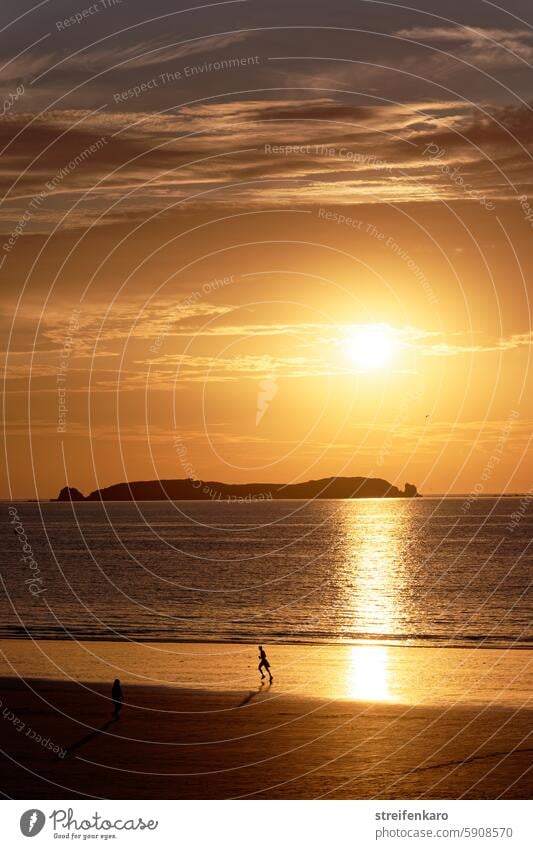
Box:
2 497 531 647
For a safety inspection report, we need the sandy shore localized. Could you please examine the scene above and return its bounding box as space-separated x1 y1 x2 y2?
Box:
0 640 531 799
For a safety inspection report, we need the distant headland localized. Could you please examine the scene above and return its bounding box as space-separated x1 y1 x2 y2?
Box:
54 477 420 502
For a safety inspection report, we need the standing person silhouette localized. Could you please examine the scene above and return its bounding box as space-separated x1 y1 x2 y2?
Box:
258 645 273 683
111 678 123 720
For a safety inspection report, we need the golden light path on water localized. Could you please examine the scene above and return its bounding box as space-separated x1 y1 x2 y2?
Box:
332 501 412 703
339 502 414 701
346 645 392 702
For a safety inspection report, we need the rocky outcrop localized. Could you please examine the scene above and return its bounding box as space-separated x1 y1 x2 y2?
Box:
55 486 86 502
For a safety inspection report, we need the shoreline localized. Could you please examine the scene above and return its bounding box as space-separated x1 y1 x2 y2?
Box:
1 634 532 649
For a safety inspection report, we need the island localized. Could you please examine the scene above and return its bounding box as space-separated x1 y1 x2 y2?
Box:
54 477 420 502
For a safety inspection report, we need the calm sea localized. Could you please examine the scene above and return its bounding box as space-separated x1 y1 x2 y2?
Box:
1 498 531 647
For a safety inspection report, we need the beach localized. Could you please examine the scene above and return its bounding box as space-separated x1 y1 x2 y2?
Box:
0 640 531 799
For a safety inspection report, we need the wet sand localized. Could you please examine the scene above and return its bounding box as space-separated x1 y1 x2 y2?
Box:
0 640 531 799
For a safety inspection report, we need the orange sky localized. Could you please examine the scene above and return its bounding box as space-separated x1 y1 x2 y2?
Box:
2 0 532 498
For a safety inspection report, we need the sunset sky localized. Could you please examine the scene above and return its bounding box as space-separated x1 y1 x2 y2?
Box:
2 0 532 498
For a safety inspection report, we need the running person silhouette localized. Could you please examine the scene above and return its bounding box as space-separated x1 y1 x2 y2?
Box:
258 645 273 683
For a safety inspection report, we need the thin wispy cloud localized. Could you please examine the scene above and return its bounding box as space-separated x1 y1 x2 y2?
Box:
396 26 533 67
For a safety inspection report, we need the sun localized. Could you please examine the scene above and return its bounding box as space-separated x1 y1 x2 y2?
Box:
345 324 397 371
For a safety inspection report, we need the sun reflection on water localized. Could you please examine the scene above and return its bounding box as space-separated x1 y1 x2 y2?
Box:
346 644 393 701
339 502 413 641
334 504 415 701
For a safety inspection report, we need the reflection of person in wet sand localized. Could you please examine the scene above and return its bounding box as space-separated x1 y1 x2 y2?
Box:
112 678 123 719
258 645 273 683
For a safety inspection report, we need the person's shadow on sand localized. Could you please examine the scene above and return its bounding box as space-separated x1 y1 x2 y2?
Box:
59 717 118 760
239 680 272 707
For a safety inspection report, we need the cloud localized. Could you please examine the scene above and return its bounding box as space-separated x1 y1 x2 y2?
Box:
116 32 254 69
0 93 532 234
6 311 531 393
29 31 255 83
396 26 533 69
421 331 533 357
